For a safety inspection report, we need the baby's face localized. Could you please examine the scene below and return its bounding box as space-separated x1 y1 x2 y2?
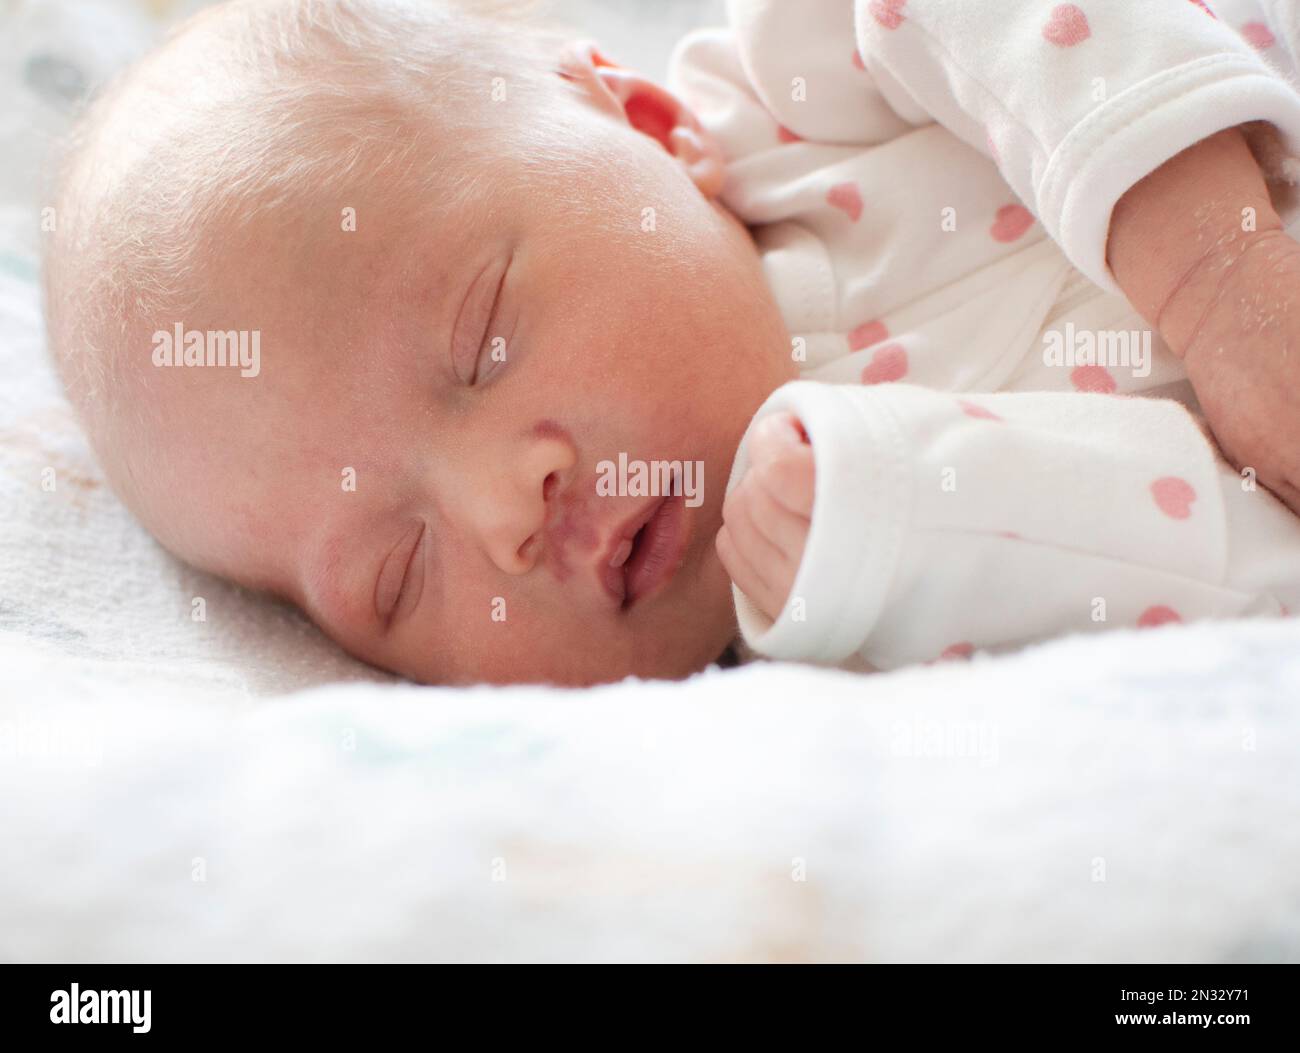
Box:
140 51 796 684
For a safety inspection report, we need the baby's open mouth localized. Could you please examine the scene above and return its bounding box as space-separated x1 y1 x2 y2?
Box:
601 493 689 611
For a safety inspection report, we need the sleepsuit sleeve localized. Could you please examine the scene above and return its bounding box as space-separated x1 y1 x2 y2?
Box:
728 380 1300 668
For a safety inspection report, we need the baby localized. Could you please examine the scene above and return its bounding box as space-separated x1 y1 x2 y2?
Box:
40 0 1300 685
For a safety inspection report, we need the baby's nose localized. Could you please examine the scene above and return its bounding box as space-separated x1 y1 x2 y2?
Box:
467 424 578 577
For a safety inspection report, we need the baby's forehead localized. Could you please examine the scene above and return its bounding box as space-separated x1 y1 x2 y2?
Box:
52 1 569 415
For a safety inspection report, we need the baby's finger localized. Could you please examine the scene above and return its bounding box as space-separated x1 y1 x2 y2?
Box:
747 412 815 516
715 522 784 621
742 474 811 564
723 480 800 584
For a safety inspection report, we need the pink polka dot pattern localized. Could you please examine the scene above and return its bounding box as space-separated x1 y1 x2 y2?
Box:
848 319 889 352
1070 364 1117 394
1241 22 1275 50
1138 606 1182 628
861 344 909 385
1151 477 1196 520
990 204 1034 242
1043 4 1091 47
869 0 906 31
826 181 864 222
958 399 1001 421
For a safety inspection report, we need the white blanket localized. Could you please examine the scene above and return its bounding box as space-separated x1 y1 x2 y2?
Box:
2 0 1298 963
5 621 1300 962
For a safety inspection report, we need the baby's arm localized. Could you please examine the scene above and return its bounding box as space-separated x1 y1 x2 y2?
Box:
1109 126 1300 513
719 382 1300 669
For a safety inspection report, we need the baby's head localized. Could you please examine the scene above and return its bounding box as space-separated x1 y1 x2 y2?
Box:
44 0 795 684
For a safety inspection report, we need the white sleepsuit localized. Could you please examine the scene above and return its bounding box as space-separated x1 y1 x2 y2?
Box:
668 0 1300 668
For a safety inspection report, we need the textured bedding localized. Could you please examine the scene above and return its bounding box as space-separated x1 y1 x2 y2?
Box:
2 0 1299 963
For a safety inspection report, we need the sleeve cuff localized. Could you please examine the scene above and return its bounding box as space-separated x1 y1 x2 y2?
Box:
1041 54 1300 294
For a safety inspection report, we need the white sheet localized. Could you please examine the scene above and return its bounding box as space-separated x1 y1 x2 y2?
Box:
5 620 1300 962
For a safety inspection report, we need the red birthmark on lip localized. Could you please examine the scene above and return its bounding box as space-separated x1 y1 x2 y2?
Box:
826 181 864 222
1043 4 1090 47
939 642 974 661
777 124 802 143
860 343 908 384
542 480 600 584
1151 476 1196 519
990 203 1034 242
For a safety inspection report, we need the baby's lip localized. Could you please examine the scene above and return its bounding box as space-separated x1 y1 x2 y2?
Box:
622 493 688 609
597 496 672 610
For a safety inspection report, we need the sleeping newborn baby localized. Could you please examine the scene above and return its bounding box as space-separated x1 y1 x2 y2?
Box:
41 0 1300 684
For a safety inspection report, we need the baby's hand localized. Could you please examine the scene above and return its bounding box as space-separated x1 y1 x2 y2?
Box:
1179 230 1300 514
716 411 815 622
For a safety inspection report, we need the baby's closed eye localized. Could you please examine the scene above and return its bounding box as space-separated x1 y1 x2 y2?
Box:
374 521 428 627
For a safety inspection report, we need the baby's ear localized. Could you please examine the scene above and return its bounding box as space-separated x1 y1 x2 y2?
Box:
557 40 726 198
